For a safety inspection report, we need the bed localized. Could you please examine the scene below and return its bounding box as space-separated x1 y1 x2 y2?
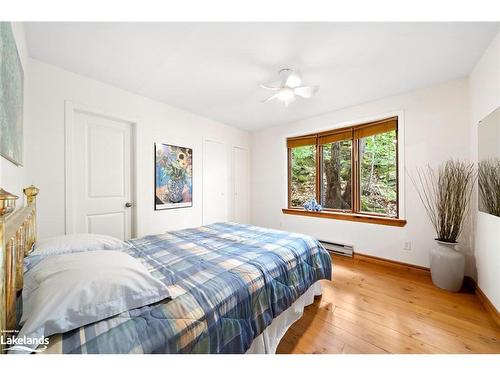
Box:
0 186 332 354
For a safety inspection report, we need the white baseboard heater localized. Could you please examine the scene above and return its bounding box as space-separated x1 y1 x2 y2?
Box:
319 240 354 257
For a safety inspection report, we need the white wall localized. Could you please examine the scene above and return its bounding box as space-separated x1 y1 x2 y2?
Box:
469 31 500 310
252 79 471 269
0 23 29 203
25 59 251 239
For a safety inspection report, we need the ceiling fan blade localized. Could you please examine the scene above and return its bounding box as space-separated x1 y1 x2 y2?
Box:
282 70 302 88
261 93 279 103
258 83 281 91
293 86 319 98
283 95 296 107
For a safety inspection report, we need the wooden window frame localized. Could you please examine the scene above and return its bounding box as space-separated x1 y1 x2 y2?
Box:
285 116 406 227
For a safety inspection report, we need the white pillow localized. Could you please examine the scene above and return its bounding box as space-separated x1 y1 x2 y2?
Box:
16 251 170 353
31 233 129 257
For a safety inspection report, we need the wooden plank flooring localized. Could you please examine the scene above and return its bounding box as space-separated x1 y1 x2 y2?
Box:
277 255 500 354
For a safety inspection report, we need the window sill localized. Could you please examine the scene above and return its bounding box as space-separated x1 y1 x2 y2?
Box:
281 208 407 227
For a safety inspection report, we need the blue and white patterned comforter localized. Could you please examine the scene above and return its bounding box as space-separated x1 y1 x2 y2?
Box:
40 222 332 354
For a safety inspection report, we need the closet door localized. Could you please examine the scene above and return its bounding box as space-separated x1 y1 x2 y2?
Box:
233 146 250 223
203 139 228 224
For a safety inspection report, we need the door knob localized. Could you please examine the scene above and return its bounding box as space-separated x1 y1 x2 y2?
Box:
125 202 133 208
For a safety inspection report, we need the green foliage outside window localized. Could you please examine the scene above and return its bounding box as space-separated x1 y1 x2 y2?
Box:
359 130 397 216
290 145 316 206
289 127 397 217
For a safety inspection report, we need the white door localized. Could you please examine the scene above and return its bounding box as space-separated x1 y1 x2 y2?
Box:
203 139 228 224
233 146 250 223
70 110 133 240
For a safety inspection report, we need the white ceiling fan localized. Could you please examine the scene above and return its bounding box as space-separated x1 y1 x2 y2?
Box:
259 68 319 107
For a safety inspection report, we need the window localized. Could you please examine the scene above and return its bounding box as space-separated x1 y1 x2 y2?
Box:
358 126 397 216
285 117 404 226
290 144 316 207
320 132 353 211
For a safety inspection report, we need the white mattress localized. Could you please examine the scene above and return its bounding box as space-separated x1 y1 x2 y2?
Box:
245 281 322 354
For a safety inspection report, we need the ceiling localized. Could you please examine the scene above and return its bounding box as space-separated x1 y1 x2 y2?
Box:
24 22 499 131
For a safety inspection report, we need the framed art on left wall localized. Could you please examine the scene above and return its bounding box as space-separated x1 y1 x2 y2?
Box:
0 22 24 166
155 143 193 210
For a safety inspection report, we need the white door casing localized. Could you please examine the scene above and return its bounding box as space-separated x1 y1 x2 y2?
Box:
202 139 228 225
65 102 135 240
233 146 250 224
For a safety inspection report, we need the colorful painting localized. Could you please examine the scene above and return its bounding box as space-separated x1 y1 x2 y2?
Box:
0 22 24 166
155 143 193 210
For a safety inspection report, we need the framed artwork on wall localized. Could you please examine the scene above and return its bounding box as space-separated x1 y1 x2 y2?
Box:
155 143 193 210
0 22 24 166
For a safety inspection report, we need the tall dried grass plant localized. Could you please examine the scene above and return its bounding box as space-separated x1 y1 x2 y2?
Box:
410 160 475 243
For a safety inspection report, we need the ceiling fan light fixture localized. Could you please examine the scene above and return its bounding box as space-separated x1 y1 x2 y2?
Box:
277 87 295 102
259 68 319 107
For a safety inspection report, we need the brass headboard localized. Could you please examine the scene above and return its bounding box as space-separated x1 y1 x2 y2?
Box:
0 185 39 353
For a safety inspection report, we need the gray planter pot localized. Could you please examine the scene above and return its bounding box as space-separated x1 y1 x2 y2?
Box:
430 240 465 292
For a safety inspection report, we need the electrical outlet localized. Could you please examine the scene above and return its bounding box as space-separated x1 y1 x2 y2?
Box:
403 241 412 251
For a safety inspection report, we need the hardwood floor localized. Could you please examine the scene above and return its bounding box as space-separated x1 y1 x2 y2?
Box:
277 254 500 354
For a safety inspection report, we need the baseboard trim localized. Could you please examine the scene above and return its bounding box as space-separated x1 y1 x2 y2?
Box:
350 252 499 328
465 276 500 328
353 252 430 272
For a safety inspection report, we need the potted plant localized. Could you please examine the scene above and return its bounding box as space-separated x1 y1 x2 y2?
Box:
411 160 475 292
